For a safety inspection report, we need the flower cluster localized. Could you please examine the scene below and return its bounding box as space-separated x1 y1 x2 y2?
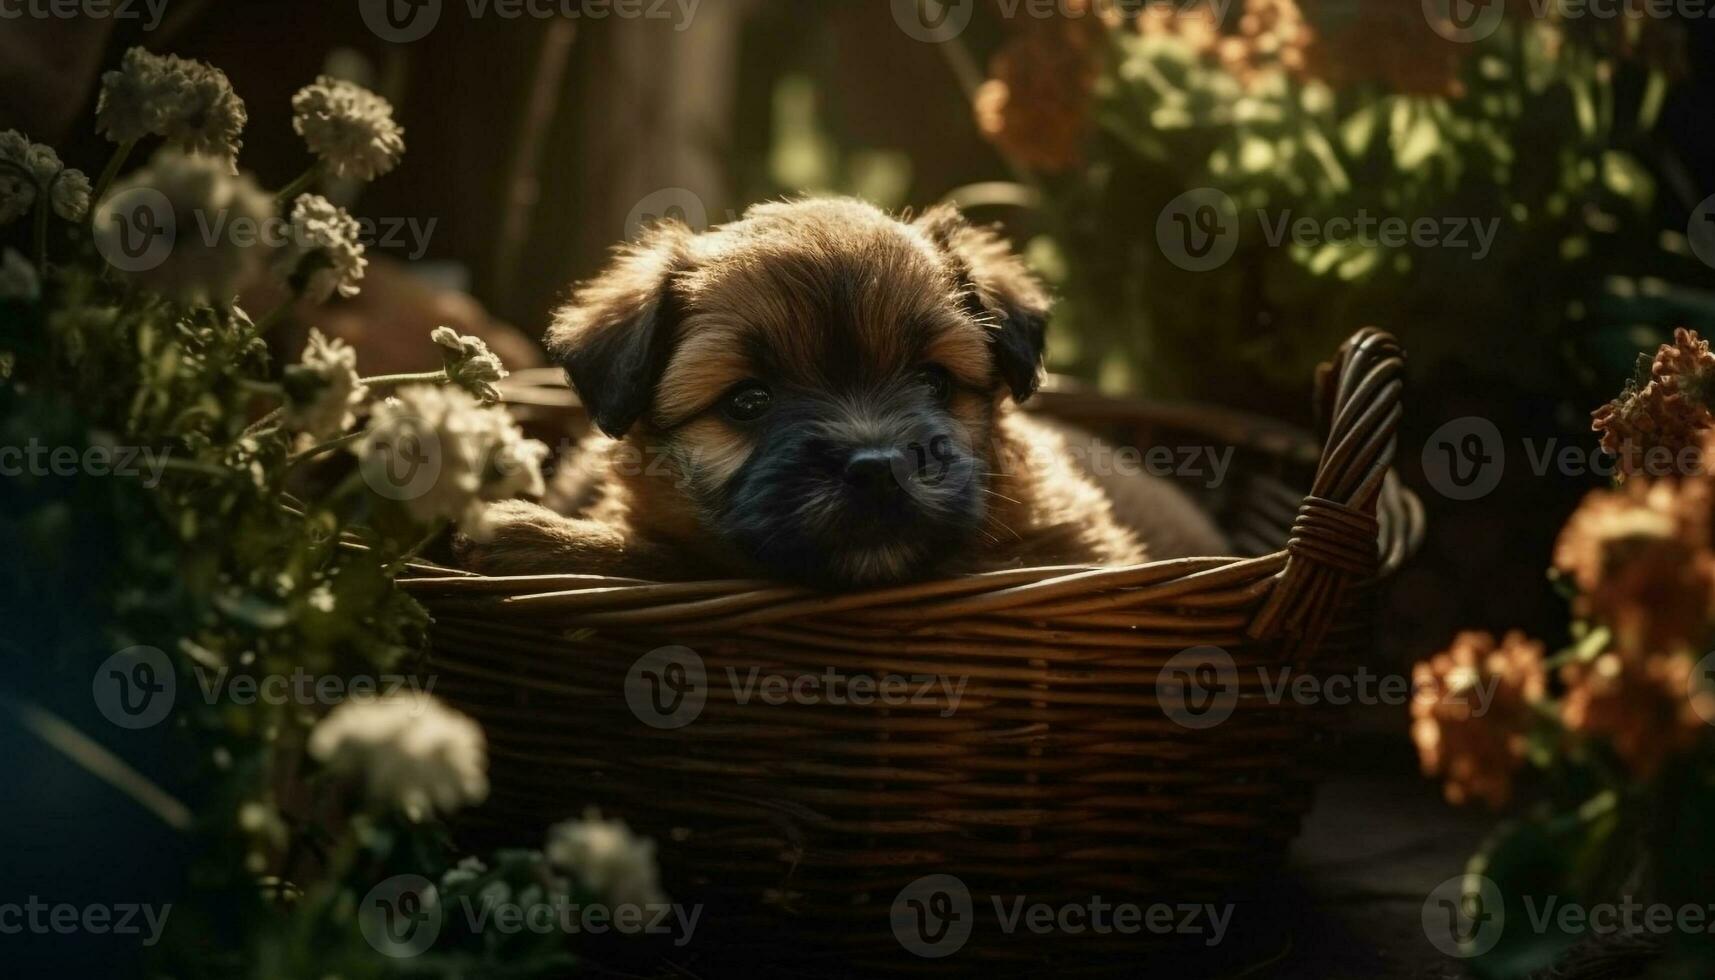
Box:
1416 331 1715 807
283 329 367 439
354 384 548 536
308 694 489 822
1411 631 1547 807
95 149 274 304
545 810 667 908
0 130 91 225
1592 328 1715 478
973 1 1104 174
96 47 248 164
275 193 367 303
431 326 509 404
291 76 406 182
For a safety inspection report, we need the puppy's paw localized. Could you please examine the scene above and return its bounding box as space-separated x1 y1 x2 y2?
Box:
454 500 629 576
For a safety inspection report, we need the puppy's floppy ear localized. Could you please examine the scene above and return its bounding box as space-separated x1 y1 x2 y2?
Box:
915 203 1050 402
546 221 692 437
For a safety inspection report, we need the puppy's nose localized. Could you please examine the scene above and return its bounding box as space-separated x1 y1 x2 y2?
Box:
842 447 905 499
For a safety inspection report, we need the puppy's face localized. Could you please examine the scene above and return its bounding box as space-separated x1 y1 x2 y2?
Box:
550 199 1048 587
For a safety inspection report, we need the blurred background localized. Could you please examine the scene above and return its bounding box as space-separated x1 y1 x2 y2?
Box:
8 0 1715 682
8 3 1715 976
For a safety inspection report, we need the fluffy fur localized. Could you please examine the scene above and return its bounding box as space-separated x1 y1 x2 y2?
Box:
463 198 1225 586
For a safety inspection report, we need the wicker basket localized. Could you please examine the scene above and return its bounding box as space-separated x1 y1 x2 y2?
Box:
402 328 1423 973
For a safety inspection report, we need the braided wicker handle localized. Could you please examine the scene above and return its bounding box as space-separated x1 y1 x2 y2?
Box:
1246 328 1409 649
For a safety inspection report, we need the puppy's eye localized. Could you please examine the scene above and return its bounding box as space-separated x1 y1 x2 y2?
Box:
720 381 773 422
916 364 953 404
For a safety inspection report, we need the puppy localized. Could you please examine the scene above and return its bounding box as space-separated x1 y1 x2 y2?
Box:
465 198 1225 587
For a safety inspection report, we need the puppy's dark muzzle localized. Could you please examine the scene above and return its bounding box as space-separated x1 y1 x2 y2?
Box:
842 447 907 503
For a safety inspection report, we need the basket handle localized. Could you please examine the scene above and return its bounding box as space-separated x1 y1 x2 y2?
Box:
1246 328 1407 650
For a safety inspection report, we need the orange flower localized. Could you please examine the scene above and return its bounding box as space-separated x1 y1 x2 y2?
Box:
1592 329 1715 480
1300 1 1468 97
974 5 1103 174
1411 631 1548 808
1561 652 1710 780
1553 480 1715 657
1212 0 1312 88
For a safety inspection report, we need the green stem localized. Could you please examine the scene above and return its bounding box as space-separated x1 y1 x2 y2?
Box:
253 302 292 336
32 191 49 269
274 166 322 205
385 523 447 574
286 430 363 466
358 370 449 388
91 139 137 206
241 406 286 439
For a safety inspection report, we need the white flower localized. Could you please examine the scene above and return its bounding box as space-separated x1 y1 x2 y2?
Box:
23 142 61 185
0 132 37 225
0 248 39 301
307 694 489 822
275 194 367 302
439 856 489 891
545 809 666 908
0 130 27 164
0 171 33 226
161 63 247 165
284 329 368 439
96 149 274 305
96 48 248 163
431 326 509 403
353 384 548 533
50 169 91 222
291 77 405 181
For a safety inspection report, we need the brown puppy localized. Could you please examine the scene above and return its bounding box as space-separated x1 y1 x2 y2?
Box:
465 198 1225 586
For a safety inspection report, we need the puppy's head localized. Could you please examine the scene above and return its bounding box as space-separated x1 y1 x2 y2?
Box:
548 198 1048 587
